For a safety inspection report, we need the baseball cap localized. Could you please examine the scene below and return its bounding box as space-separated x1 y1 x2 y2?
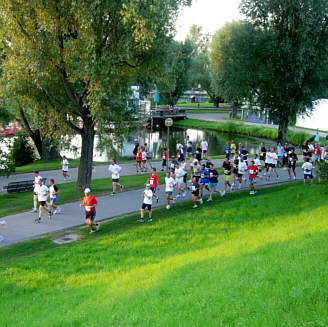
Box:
84 188 91 193
146 183 150 187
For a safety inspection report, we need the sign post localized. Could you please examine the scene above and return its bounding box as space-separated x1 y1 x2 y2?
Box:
165 118 173 172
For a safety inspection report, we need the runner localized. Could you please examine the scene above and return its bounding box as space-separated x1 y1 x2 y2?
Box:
282 143 289 169
62 156 70 180
174 163 187 198
199 163 210 200
161 147 167 171
259 142 267 169
314 142 321 166
32 171 42 213
195 143 202 161
253 154 262 180
177 145 184 162
146 167 159 203
226 142 232 159
165 172 176 210
302 141 309 161
237 157 247 189
34 177 52 223
186 136 193 158
169 156 178 173
189 154 198 181
80 188 100 233
191 176 201 208
176 140 183 152
231 153 240 189
277 142 284 167
266 148 279 181
248 160 258 195
138 184 153 223
108 159 124 195
205 157 213 169
132 139 139 159
201 138 208 159
302 158 314 185
193 160 201 182
308 142 314 159
287 149 298 180
49 178 61 214
179 158 188 190
231 140 236 157
221 157 232 196
141 147 147 172
136 146 142 173
208 163 219 201
240 146 249 167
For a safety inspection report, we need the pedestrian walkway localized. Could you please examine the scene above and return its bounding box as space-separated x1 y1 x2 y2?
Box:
0 166 306 248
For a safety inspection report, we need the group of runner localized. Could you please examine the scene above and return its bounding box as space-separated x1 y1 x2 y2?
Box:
29 137 327 233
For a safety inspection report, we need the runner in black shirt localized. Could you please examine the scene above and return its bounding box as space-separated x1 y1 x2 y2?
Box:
287 149 298 179
302 141 309 161
259 142 266 166
195 144 202 161
208 164 219 201
191 176 201 208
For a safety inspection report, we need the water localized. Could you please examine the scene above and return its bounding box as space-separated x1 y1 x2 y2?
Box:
60 127 277 161
1 127 277 162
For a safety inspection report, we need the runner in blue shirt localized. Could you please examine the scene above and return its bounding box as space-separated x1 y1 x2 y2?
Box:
199 164 210 201
226 143 232 159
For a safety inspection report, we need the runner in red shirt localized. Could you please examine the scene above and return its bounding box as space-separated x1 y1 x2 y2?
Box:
80 188 100 233
136 147 142 173
248 161 258 195
146 167 159 202
161 148 167 171
314 143 321 166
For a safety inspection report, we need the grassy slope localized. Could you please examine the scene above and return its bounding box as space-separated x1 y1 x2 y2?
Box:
174 118 326 146
1 182 328 326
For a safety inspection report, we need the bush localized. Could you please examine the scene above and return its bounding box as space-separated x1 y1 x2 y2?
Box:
9 135 35 167
0 144 15 176
317 160 328 184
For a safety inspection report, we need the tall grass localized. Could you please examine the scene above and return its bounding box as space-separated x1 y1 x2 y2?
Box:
175 119 326 146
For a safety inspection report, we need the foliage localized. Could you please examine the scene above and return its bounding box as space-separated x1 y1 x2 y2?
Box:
1 183 328 326
0 0 191 190
186 24 211 54
158 39 194 105
8 135 34 167
239 0 328 142
0 139 15 176
174 118 326 146
317 160 328 184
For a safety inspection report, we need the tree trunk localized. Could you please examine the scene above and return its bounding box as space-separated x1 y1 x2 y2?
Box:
278 118 289 144
213 97 220 108
77 115 95 191
231 104 238 119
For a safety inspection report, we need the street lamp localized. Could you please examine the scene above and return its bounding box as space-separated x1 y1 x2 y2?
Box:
165 118 173 172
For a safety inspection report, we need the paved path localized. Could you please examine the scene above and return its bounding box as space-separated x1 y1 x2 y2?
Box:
187 113 327 137
0 166 307 247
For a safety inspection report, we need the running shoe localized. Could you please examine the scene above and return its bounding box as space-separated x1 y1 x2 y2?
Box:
48 211 53 219
182 191 187 197
35 217 41 223
166 205 170 210
31 208 37 213
89 229 96 234
148 218 153 222
193 204 198 208
238 184 242 189
276 176 280 180
111 192 116 196
120 185 124 191
96 223 100 231
207 197 212 202
293 176 296 180
199 198 203 204
220 190 226 197
156 196 159 203
137 218 144 223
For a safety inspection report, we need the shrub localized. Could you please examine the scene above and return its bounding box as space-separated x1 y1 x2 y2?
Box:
9 135 35 167
317 160 328 184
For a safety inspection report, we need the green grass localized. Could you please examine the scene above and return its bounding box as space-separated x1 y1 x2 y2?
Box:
174 118 327 146
13 158 105 174
0 172 165 218
1 182 328 326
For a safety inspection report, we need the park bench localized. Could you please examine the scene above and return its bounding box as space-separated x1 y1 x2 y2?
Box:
4 178 47 193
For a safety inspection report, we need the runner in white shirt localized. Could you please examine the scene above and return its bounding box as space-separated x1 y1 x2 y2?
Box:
302 158 314 185
165 172 176 209
253 154 262 179
108 159 124 195
201 139 208 159
266 148 279 181
49 178 61 214
138 184 154 223
32 171 42 212
34 177 52 223
179 159 188 190
141 149 147 172
62 156 70 180
174 164 187 198
237 158 247 189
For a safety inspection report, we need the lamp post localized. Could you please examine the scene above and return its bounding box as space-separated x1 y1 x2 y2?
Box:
165 118 173 172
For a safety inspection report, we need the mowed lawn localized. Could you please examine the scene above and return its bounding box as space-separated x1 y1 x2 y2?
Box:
1 183 328 326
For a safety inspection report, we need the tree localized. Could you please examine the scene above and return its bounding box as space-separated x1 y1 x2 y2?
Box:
210 21 259 117
186 24 211 55
158 39 194 105
239 0 328 142
0 0 191 190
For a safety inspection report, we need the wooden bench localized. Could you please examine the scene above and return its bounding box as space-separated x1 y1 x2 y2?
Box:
4 178 47 193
